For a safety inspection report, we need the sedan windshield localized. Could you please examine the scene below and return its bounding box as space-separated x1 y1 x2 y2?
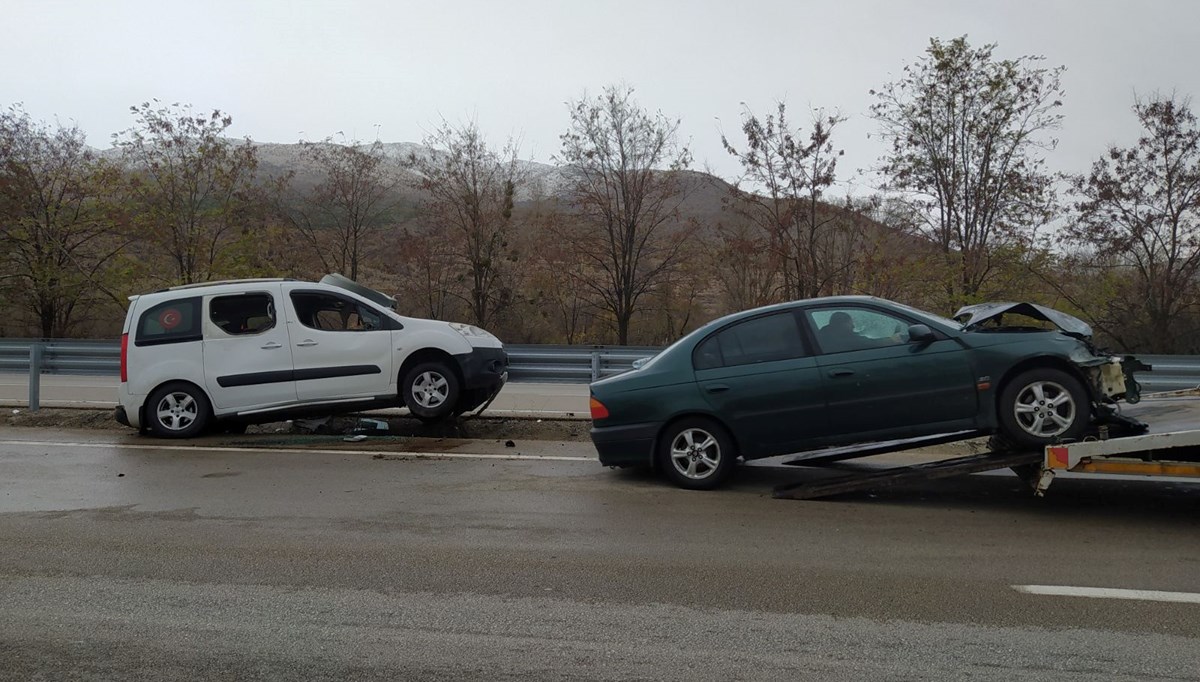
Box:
889 301 963 331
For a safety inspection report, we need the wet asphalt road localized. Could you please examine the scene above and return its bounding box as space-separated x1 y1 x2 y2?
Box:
1 428 1198 681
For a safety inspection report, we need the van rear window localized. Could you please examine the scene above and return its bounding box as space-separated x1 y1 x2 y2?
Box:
136 297 202 346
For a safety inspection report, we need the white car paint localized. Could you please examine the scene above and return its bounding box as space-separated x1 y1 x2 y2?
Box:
118 278 504 431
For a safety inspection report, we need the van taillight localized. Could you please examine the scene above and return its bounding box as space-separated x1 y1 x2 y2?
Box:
120 333 128 383
589 397 609 420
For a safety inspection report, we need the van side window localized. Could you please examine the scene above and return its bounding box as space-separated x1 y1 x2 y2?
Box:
136 297 202 346
290 292 383 332
210 293 275 336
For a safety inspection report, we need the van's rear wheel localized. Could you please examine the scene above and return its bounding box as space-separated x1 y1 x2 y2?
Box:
146 382 211 438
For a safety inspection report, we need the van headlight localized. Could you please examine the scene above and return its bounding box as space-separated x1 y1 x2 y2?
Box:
449 323 495 339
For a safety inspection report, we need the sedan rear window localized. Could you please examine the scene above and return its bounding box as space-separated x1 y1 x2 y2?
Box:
694 312 806 369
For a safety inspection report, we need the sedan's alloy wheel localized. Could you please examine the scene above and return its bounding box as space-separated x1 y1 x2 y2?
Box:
670 428 721 479
412 371 450 409
1013 380 1076 438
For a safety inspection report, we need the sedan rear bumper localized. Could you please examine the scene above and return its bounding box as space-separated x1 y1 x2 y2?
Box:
591 421 660 468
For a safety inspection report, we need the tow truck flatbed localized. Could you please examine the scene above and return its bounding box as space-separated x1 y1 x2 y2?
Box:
771 396 1200 500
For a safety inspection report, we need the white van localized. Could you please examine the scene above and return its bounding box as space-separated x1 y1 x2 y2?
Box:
115 275 507 437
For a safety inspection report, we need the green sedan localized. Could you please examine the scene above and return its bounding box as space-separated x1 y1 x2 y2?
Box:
588 297 1143 490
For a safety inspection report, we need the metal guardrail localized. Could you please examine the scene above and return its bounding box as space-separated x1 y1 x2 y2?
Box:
2 339 1197 410
0 339 661 410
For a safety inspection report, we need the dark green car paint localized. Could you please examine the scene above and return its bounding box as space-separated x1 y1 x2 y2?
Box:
589 296 1130 469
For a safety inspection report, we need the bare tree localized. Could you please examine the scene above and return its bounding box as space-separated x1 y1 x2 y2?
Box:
407 121 523 328
708 219 781 313
1062 93 1200 352
557 85 693 345
392 226 460 322
290 137 403 281
871 37 1064 306
114 101 261 284
722 102 854 299
0 105 128 337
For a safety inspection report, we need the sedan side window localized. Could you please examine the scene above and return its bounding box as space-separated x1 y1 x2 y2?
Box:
291 292 383 332
808 307 914 354
694 312 806 369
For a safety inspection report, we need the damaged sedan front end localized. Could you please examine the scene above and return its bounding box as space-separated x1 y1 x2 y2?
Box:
955 301 1149 433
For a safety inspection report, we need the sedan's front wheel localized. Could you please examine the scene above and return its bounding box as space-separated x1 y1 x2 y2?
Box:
998 368 1089 448
657 418 736 490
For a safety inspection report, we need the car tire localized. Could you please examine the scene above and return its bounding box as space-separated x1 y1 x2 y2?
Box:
145 382 211 439
403 361 461 421
657 417 737 490
998 368 1089 449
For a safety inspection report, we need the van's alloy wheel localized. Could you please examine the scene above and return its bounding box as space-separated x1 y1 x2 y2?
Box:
402 361 461 421
156 392 199 431
144 382 211 439
412 371 450 409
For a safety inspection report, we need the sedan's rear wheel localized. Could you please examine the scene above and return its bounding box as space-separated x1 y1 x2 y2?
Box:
657 417 736 490
998 368 1089 448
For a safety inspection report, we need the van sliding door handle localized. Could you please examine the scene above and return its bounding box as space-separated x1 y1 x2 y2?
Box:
296 340 319 347
260 341 282 349
704 384 731 394
828 369 855 378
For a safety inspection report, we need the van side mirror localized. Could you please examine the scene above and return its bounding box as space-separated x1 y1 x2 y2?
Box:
907 324 936 343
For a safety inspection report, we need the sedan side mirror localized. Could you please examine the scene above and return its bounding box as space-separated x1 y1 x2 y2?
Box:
907 324 936 343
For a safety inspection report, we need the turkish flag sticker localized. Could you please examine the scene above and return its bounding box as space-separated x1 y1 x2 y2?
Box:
158 308 182 330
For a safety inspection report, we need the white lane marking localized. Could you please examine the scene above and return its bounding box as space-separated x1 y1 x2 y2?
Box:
0 439 595 462
1013 585 1200 604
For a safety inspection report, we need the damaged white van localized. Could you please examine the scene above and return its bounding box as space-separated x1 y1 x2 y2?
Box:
115 274 507 437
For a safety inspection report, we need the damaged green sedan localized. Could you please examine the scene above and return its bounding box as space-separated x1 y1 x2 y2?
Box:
589 297 1146 490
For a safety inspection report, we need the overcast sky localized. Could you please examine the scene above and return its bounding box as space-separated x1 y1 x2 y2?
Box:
4 0 1198 191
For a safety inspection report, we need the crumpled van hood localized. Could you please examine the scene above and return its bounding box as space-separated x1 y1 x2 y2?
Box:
954 302 1093 338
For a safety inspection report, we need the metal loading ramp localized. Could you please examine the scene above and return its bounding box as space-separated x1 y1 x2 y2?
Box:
772 450 1042 500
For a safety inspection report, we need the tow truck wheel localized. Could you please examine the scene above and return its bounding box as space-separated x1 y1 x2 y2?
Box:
657 417 736 490
998 368 1089 448
403 361 460 422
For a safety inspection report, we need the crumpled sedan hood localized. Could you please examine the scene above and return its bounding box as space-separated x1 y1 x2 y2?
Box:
954 302 1093 338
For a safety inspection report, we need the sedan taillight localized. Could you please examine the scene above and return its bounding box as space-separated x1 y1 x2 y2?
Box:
589 397 609 420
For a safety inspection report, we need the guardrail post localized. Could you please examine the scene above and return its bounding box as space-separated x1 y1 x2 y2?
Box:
590 351 600 382
28 342 43 411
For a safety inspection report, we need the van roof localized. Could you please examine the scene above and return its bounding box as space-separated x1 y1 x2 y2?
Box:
157 278 300 293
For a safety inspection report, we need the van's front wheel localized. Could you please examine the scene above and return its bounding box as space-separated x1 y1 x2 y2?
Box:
146 382 211 438
403 361 460 422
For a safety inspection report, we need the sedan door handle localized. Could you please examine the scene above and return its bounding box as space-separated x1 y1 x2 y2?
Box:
260 341 283 349
704 383 731 394
828 369 855 378
296 340 319 347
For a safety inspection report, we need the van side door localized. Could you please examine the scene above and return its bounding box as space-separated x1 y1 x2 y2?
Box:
282 286 394 402
201 285 298 412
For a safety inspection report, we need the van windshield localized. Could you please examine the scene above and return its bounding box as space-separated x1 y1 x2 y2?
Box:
318 274 397 310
